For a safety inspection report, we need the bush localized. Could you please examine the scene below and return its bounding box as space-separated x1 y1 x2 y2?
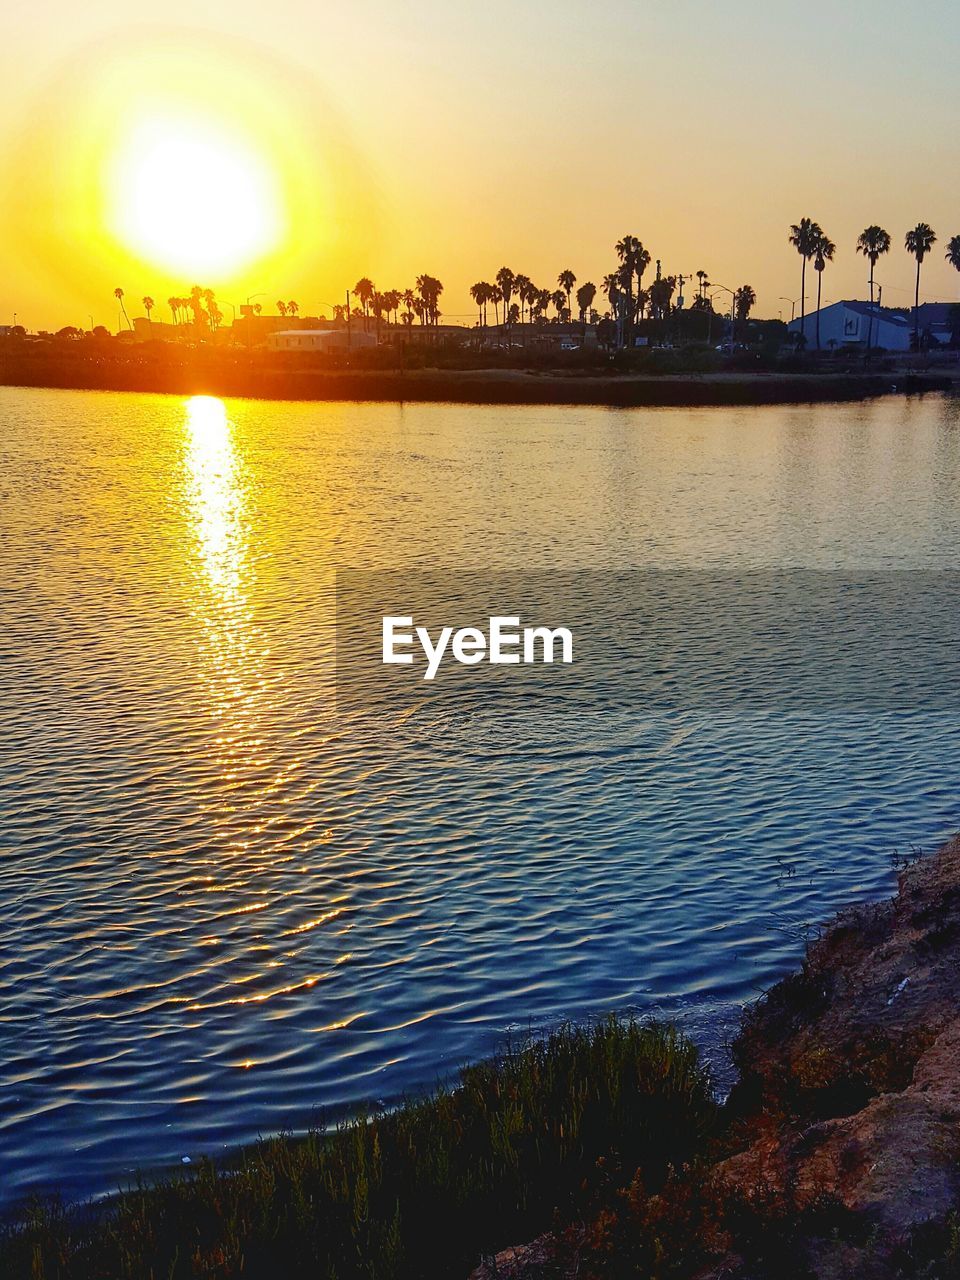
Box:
1 1018 716 1280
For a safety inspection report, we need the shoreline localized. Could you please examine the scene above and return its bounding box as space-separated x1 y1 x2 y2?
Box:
1 355 955 407
5 834 960 1277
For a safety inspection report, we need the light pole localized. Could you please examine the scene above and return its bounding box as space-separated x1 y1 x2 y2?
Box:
712 284 737 347
780 296 799 323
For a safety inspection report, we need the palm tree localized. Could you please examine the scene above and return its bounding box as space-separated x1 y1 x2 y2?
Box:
489 285 502 330
812 232 836 350
905 223 937 349
353 278 375 331
415 275 443 330
576 282 596 323
558 269 576 319
189 285 205 330
167 296 179 325
551 288 566 322
856 225 891 352
287 300 299 317
495 268 515 342
945 235 960 292
253 303 262 317
114 287 131 331
734 285 756 338
277 300 288 318
788 218 822 344
602 272 621 332
470 282 488 335
513 274 532 327
142 296 154 330
614 236 650 347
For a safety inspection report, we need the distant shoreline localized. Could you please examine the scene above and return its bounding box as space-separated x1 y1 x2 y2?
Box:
1 351 954 408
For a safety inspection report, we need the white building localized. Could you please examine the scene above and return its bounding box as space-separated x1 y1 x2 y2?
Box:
267 329 377 352
787 301 912 351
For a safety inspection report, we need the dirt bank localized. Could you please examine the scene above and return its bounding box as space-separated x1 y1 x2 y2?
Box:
474 835 960 1279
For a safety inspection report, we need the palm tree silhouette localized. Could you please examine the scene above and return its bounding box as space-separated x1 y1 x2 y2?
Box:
353 278 375 331
734 285 756 338
495 268 515 342
489 285 502 331
287 301 299 317
614 236 650 347
856 226 891 352
558 269 576 319
812 232 836 350
576 282 596 323
788 219 822 345
142 296 154 330
277 301 287 318
905 223 937 350
511 275 530 326
945 236 960 292
551 289 566 322
470 282 489 335
114 287 131 332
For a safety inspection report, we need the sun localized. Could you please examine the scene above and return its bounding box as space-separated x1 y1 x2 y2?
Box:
107 113 283 278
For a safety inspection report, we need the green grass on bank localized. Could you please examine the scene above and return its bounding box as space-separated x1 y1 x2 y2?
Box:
0 1018 716 1280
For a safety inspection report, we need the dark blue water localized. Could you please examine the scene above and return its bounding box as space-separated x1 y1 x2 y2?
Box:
2 386 960 1206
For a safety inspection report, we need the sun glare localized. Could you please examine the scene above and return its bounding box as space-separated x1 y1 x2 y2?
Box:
108 115 282 278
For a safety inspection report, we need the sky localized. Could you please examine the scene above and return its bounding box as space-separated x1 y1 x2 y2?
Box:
1 0 959 330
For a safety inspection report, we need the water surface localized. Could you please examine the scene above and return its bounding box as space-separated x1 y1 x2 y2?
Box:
2 386 960 1205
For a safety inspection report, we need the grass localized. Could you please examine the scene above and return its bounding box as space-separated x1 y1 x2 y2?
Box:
0 1017 717 1280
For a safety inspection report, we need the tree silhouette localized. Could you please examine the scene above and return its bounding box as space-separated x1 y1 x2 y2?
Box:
856 226 891 352
558 269 576 319
734 285 756 337
495 268 515 342
489 285 502 330
812 231 836 350
415 275 443 330
470 282 490 335
142 296 154 329
788 218 822 344
353 278 374 331
905 223 937 349
614 236 650 347
576 282 596 323
113 287 131 332
945 235 960 289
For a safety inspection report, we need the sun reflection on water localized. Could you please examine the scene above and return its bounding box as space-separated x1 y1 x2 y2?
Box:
183 395 247 600
180 394 261 789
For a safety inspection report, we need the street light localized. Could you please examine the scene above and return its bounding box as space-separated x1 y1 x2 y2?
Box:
780 296 799 322
711 283 738 346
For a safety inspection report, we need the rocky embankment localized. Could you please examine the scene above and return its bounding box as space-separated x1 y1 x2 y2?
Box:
475 835 960 1279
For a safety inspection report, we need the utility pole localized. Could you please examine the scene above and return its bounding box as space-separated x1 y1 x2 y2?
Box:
346 290 352 348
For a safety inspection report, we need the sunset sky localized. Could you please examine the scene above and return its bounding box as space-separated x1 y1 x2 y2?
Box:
2 0 959 331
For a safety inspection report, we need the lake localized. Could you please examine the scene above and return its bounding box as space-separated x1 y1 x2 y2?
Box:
3 385 960 1206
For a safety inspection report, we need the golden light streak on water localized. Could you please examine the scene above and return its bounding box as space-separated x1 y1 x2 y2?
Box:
182 395 247 601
